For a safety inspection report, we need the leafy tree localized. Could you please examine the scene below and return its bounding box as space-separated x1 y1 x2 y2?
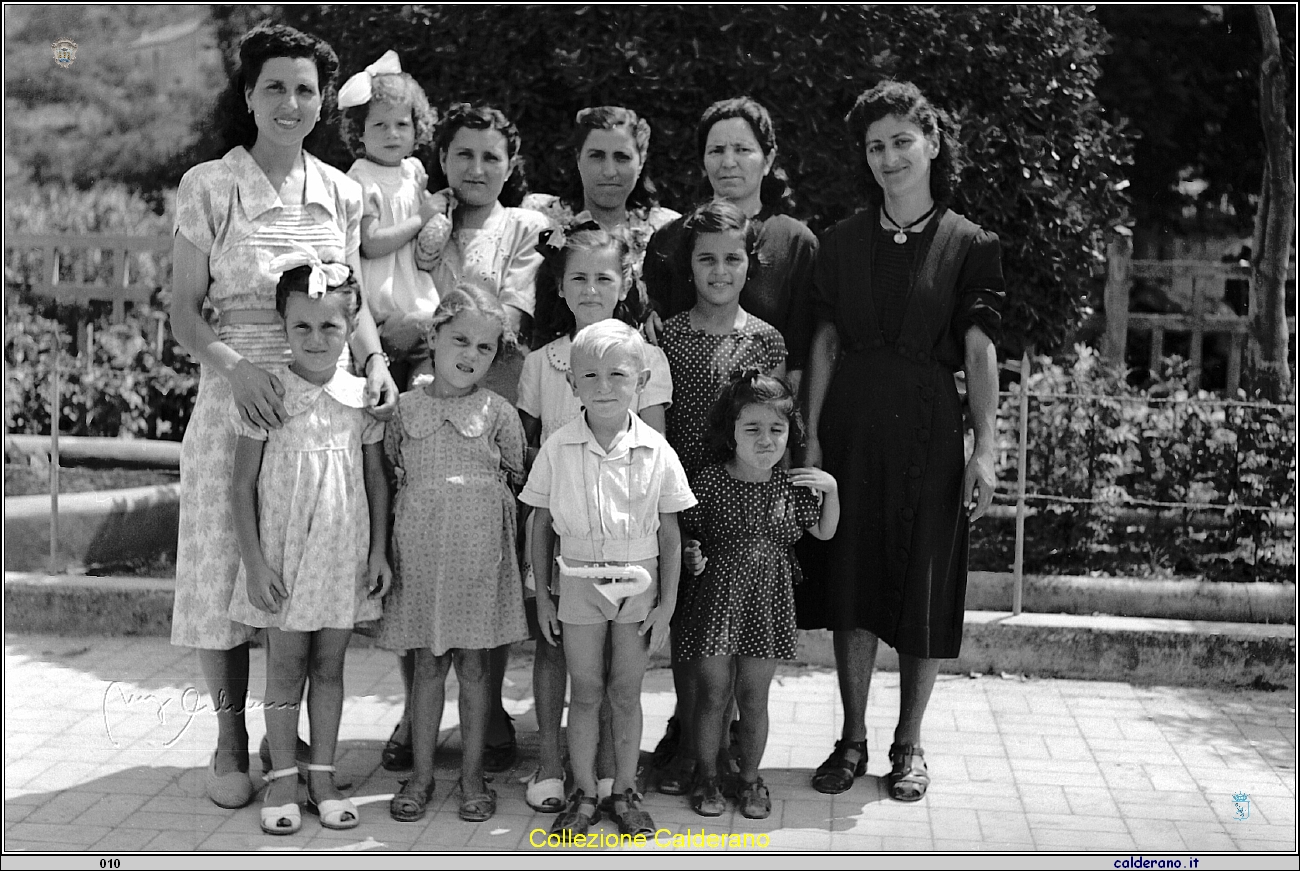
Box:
274 4 1129 357
1095 4 1297 237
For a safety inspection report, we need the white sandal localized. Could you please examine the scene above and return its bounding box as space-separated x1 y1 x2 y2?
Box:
523 768 567 813
260 766 302 836
304 763 359 830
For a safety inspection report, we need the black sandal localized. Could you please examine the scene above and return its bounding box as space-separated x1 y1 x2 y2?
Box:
887 743 929 802
381 723 413 772
607 788 656 837
551 789 600 837
482 716 517 773
811 738 867 795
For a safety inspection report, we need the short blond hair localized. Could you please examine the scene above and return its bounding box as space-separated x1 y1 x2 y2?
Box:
570 318 647 372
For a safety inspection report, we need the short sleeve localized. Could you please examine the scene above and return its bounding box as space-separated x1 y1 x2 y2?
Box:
519 439 555 508
357 176 383 221
408 158 428 192
679 466 715 537
494 398 527 489
639 345 673 411
782 224 818 369
516 348 545 419
655 443 697 514
498 209 550 317
342 183 363 268
951 229 1005 348
232 413 268 442
361 415 384 445
175 165 219 255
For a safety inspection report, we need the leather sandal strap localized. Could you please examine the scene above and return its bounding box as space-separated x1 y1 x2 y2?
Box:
303 764 336 772
264 766 299 783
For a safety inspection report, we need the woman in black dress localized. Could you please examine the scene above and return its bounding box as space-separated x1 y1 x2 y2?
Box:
800 81 1003 802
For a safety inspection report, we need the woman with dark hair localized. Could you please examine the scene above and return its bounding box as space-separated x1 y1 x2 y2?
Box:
168 22 397 814
799 80 1004 802
642 95 817 796
642 96 816 382
524 105 679 348
416 102 549 369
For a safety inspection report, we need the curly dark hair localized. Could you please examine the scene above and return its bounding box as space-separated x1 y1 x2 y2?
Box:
560 105 662 214
273 264 361 323
339 72 437 160
705 369 805 459
695 96 797 216
845 80 962 207
213 23 340 154
531 225 649 349
429 103 529 207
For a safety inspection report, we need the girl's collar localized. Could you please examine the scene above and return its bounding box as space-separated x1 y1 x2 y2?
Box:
544 335 573 373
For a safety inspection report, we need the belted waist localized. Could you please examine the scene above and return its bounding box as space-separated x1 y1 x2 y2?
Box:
219 310 283 327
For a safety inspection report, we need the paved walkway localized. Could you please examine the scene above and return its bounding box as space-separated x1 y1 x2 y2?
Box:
3 633 1296 856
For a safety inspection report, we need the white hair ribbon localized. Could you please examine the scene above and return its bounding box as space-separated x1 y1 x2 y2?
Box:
337 50 402 109
267 241 351 298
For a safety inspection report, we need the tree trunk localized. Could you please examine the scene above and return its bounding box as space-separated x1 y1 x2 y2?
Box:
1248 5 1295 402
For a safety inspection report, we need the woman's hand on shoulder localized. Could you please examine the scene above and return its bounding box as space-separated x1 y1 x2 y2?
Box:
229 359 287 431
788 466 837 495
364 357 400 421
642 310 664 346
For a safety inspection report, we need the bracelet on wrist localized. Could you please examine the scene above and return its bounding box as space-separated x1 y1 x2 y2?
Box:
363 351 389 374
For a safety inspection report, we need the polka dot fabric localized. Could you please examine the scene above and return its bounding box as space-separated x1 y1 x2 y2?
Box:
659 311 786 476
677 465 822 660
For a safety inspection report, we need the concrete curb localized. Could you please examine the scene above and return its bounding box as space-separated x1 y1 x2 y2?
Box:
5 571 1295 689
3 484 180 571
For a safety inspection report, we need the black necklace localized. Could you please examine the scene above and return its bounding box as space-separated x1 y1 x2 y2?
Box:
881 203 937 244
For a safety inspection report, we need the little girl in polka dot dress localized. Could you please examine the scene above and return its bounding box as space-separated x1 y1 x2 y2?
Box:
677 371 839 820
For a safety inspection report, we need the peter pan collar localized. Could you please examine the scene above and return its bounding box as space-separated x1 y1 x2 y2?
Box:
281 368 368 415
223 147 339 223
399 387 495 440
544 336 572 373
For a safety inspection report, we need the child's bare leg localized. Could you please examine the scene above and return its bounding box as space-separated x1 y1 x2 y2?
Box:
607 622 652 794
597 695 617 784
199 645 251 776
533 635 568 782
732 657 779 783
692 655 733 781
562 621 609 796
454 648 492 792
263 629 311 806
390 650 415 746
305 628 352 802
484 644 512 749
409 649 451 792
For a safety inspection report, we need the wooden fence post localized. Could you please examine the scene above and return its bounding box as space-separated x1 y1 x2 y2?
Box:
1103 230 1133 369
49 331 62 574
1012 350 1031 616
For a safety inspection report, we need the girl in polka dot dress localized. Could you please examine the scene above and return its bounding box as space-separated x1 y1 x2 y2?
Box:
678 371 839 819
655 199 786 796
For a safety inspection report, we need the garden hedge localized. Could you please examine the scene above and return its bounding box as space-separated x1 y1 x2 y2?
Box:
275 4 1131 358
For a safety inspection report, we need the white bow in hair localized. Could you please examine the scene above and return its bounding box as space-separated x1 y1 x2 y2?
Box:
337 50 402 109
267 242 351 298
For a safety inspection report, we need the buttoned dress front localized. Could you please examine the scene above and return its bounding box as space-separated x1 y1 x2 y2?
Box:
796 207 1003 659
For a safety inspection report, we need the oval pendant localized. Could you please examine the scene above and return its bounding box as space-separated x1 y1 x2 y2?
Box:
893 231 908 244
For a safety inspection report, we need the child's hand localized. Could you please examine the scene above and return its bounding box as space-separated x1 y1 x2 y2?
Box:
638 602 674 655
367 552 392 599
682 539 708 576
789 467 838 495
641 310 665 346
535 595 561 646
246 561 286 613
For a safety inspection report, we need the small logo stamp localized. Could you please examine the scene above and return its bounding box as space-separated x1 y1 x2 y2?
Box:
52 37 78 68
1231 791 1250 821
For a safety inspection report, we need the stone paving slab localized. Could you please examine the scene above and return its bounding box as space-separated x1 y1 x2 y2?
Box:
3 633 1296 857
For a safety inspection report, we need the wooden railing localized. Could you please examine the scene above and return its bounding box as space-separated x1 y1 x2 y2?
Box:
1103 235 1296 393
4 233 173 356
